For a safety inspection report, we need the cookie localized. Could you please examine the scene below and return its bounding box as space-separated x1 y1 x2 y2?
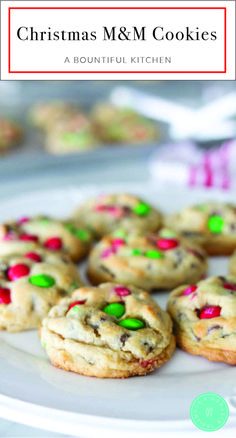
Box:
229 251 236 276
45 112 97 154
40 282 175 378
0 217 93 262
73 193 162 238
30 101 78 131
87 229 208 292
166 202 236 255
92 103 159 144
167 276 236 364
0 117 22 152
0 250 82 332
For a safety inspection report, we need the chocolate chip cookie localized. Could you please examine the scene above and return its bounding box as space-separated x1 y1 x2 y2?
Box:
40 283 175 378
0 250 83 332
87 229 208 291
73 193 162 238
167 276 236 364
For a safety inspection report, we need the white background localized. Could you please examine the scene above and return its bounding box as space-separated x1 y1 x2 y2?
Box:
0 1 235 80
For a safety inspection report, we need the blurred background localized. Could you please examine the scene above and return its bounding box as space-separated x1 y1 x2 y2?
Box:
0 80 236 198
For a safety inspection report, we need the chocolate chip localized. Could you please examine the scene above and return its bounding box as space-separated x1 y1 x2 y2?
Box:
60 256 70 264
144 342 153 353
208 325 222 334
120 333 130 346
218 276 226 283
210 211 222 217
100 266 115 277
187 248 205 261
230 224 236 232
123 206 132 214
177 312 187 322
182 231 202 238
58 289 68 297
174 250 183 268
3 224 18 234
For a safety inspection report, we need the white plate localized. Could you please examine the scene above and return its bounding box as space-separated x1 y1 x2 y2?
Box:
0 183 236 437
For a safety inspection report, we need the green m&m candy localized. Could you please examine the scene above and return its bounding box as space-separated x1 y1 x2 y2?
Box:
75 229 90 241
65 224 89 241
103 303 125 319
65 223 75 233
197 204 207 212
40 218 51 225
208 216 224 234
130 248 142 256
132 202 151 216
146 250 163 259
113 229 127 239
118 318 144 330
68 305 84 315
29 274 55 288
159 230 176 238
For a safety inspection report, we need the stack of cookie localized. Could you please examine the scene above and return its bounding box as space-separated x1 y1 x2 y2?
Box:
1 195 236 378
0 116 22 154
30 101 159 154
30 101 98 154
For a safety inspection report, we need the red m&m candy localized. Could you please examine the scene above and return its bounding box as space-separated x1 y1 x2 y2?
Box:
223 283 236 291
199 306 221 319
24 252 42 263
157 238 179 250
8 264 30 281
0 288 11 304
68 300 86 310
20 233 39 242
114 286 131 297
111 239 125 248
45 237 62 250
181 285 197 296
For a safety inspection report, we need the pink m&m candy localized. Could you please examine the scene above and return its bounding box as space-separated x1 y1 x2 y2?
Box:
199 306 221 319
24 252 42 263
94 204 124 218
106 206 122 216
45 237 62 250
2 233 16 241
18 217 29 225
114 286 131 297
223 283 236 291
157 238 179 250
8 264 30 281
101 248 117 259
94 204 107 212
0 288 11 304
112 238 125 248
20 233 39 242
68 300 86 310
181 285 197 296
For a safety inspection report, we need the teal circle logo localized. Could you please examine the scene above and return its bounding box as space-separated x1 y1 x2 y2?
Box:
190 393 229 431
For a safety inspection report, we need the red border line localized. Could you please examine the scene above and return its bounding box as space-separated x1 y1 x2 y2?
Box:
8 7 227 74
